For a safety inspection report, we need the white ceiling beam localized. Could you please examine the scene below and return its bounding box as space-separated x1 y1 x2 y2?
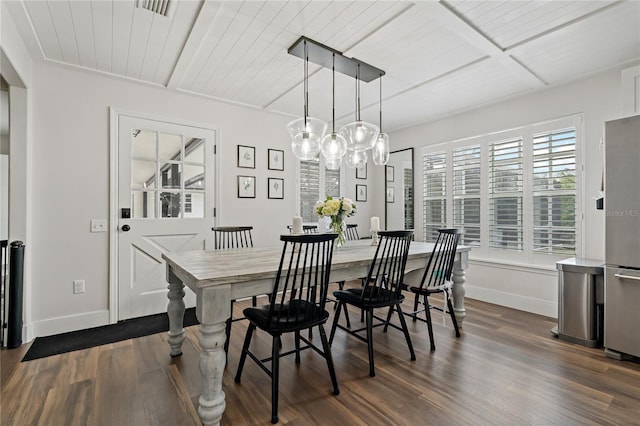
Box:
166 0 222 90
421 1 547 88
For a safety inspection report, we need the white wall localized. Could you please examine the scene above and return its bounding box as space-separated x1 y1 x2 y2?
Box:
390 61 640 317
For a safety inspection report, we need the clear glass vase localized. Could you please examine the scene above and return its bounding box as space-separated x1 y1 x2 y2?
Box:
331 217 346 247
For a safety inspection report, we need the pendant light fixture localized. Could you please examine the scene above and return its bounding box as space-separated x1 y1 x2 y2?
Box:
320 53 347 170
339 64 379 156
286 36 386 168
373 72 390 166
287 40 327 161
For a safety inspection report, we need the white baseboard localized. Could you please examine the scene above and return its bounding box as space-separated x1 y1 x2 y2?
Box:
465 285 558 318
29 310 110 339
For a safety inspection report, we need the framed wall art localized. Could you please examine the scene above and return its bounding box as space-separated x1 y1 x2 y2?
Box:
238 175 256 198
356 163 367 179
356 184 367 202
386 165 394 182
268 149 284 171
268 178 284 199
237 145 255 168
386 187 395 203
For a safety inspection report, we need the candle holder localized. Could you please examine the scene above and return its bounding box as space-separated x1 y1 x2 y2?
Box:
370 229 379 246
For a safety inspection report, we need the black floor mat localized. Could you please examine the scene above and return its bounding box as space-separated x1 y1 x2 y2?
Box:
22 308 199 361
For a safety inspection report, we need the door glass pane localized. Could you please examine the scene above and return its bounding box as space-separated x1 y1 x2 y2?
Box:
131 129 156 159
160 191 181 218
184 192 204 218
184 164 204 190
185 138 204 164
132 191 156 218
158 133 182 161
131 160 157 189
160 162 181 189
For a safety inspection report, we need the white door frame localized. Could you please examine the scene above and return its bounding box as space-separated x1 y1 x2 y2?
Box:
108 108 220 323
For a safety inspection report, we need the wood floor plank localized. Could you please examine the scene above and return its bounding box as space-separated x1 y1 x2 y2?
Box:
2 296 639 425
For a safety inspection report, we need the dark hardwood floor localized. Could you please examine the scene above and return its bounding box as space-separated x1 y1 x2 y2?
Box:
2 287 640 425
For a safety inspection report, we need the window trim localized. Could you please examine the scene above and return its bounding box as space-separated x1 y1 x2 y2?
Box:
296 157 346 221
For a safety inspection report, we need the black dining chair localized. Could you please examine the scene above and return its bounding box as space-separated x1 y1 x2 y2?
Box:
404 228 461 351
212 226 257 355
234 233 340 424
329 230 416 377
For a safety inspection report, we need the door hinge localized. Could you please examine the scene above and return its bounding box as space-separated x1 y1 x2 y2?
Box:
213 145 217 155
213 207 217 217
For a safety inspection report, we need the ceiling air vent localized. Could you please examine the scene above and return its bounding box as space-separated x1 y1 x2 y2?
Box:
137 0 171 17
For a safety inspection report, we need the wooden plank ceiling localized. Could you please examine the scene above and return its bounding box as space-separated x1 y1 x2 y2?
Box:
5 0 640 131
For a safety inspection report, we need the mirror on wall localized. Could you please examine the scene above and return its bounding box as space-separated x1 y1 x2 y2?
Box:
385 148 414 230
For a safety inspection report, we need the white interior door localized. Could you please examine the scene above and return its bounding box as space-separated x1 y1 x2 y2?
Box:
117 114 215 320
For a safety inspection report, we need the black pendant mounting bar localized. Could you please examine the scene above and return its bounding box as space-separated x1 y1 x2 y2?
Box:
287 36 385 83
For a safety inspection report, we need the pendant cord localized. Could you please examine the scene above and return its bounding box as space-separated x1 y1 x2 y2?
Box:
304 40 308 128
332 53 336 134
379 72 383 133
356 64 361 121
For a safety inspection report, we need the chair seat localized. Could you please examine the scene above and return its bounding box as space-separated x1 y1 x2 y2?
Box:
409 283 450 296
333 287 405 309
244 300 330 333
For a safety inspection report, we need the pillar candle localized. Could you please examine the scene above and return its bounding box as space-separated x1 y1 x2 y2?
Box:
293 216 303 234
371 216 380 231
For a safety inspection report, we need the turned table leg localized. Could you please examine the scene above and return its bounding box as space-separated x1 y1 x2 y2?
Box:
451 251 469 327
167 270 186 356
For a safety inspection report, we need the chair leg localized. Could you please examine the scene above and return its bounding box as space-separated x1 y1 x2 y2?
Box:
224 301 233 355
271 334 280 424
366 309 375 377
318 325 340 395
446 289 461 337
423 294 436 351
343 303 351 329
329 302 343 345
395 303 416 361
412 292 420 322
234 323 255 383
252 296 257 307
295 330 301 364
382 305 394 333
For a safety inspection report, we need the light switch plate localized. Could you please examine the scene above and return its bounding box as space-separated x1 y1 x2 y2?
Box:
90 219 107 233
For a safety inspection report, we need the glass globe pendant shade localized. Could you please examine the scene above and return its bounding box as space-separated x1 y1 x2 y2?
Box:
339 120 379 151
325 156 342 170
372 132 390 165
287 116 327 160
320 132 348 160
344 149 368 169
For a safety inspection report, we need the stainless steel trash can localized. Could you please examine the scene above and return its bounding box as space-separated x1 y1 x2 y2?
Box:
555 258 604 347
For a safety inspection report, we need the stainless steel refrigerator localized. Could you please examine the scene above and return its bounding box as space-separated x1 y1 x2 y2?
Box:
604 114 640 360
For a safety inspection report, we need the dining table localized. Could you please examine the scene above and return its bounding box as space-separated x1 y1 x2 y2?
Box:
162 239 470 426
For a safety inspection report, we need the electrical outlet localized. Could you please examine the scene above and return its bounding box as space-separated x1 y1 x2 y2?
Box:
73 280 85 294
90 219 107 233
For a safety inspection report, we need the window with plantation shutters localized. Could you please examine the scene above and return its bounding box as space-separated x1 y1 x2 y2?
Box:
532 128 576 254
299 159 342 222
453 145 481 246
489 138 523 250
300 159 320 222
423 151 447 242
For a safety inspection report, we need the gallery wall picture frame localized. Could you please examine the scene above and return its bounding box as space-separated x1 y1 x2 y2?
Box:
268 178 284 199
237 145 255 168
238 175 256 198
356 163 367 179
386 165 394 182
386 187 395 203
268 149 284 171
356 184 367 202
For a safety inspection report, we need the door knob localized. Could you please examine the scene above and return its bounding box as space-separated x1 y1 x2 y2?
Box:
121 224 131 232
